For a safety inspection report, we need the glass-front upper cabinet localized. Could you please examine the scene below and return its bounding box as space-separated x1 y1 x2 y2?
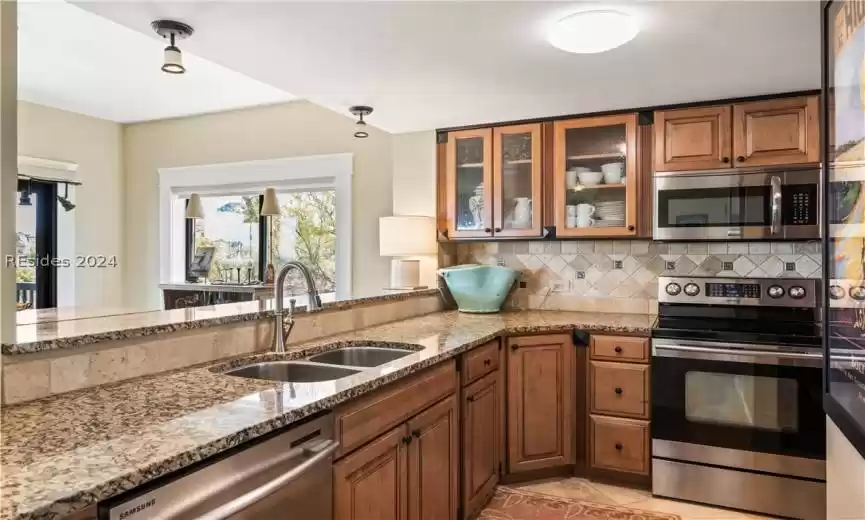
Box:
446 129 493 238
553 114 638 237
493 124 542 237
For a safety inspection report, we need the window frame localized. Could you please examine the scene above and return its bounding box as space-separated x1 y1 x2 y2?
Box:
159 154 353 301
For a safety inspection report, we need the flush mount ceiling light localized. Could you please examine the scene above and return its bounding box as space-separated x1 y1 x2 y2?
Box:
349 106 374 138
547 10 639 54
151 19 194 74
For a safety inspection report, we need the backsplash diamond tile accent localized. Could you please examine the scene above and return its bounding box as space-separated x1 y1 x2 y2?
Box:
456 240 822 314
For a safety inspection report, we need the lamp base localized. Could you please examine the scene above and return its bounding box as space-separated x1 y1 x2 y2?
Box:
390 259 420 289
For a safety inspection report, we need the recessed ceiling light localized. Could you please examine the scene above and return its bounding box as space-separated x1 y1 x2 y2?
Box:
547 10 639 54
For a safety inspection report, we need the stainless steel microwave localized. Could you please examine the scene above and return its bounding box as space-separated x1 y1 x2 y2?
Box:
653 166 820 241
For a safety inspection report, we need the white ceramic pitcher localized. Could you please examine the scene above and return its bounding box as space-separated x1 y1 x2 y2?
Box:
512 197 532 228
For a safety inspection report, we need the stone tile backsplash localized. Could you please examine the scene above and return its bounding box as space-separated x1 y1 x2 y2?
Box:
456 240 822 315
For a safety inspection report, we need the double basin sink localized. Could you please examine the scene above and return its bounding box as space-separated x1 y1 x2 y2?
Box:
221 343 420 383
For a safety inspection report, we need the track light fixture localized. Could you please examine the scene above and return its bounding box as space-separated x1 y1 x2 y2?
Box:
349 106 374 138
152 20 194 74
19 178 32 206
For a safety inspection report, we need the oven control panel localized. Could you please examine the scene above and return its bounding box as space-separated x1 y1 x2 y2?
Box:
659 276 818 308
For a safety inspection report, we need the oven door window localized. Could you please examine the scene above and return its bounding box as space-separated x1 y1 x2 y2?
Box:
656 186 770 228
652 356 824 459
685 371 798 432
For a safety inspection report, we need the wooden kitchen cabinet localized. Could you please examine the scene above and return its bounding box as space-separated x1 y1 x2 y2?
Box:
334 425 407 520
442 124 544 239
552 114 639 237
586 334 651 481
655 95 819 172
333 362 458 520
654 105 733 172
462 371 502 519
407 395 459 520
506 333 575 474
732 96 819 167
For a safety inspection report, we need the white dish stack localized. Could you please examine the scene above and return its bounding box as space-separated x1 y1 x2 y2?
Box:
594 200 625 227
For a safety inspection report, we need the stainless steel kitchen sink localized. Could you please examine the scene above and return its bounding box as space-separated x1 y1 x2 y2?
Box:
223 361 361 383
306 346 416 367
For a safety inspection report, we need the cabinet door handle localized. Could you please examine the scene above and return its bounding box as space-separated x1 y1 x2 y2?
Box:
614 387 623 395
484 227 492 233
483 359 491 366
722 156 730 163
403 435 413 445
615 443 623 451
737 156 745 163
411 429 421 438
627 225 635 231
511 344 519 351
467 395 475 402
614 346 623 353
494 227 502 233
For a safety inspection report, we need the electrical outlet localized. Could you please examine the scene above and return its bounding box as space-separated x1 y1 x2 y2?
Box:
496 257 505 267
575 271 586 280
785 262 796 271
613 260 623 269
665 261 676 271
723 262 734 271
550 280 568 292
519 281 527 289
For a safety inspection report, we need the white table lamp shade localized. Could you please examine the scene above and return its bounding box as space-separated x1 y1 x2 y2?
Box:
379 216 437 256
379 216 436 289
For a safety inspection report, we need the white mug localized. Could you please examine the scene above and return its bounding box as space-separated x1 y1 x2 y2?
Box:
576 203 596 228
566 205 579 217
567 215 577 228
566 170 578 188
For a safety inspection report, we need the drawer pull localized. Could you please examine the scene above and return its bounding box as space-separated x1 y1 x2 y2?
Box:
614 346 623 353
483 359 491 366
615 443 623 451
614 387 623 395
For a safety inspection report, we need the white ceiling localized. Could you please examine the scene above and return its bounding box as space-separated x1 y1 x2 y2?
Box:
17 0 294 123
72 1 820 132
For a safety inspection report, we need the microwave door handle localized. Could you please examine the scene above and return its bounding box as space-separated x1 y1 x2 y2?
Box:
770 175 782 235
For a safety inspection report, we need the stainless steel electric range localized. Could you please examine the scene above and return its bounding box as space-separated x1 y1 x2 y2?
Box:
651 277 825 520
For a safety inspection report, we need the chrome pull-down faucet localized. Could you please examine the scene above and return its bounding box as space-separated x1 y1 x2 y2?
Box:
272 261 322 354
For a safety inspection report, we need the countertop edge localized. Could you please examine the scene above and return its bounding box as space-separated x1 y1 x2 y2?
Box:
2 289 440 355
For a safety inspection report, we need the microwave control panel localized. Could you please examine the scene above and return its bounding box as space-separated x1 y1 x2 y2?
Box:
783 184 817 226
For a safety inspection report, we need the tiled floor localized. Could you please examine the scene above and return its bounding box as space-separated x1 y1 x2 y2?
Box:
513 477 781 520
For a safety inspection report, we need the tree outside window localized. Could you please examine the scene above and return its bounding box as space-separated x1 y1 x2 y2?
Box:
269 190 336 295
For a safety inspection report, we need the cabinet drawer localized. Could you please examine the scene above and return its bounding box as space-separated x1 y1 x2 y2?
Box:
590 361 649 419
590 335 648 363
462 339 500 386
589 415 649 475
335 360 456 456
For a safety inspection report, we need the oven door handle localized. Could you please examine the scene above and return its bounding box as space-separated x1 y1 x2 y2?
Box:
653 343 822 367
770 175 782 236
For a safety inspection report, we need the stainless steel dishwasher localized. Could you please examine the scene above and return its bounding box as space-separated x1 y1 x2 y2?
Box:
97 413 336 520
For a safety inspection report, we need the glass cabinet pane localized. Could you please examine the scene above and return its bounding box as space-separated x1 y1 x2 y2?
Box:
563 124 627 230
454 137 487 231
499 131 535 231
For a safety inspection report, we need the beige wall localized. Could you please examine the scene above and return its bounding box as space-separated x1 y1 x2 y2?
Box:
827 418 865 520
391 130 437 287
123 101 393 309
17 101 125 308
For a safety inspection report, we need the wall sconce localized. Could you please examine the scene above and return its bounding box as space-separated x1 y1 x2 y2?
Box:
349 105 373 138
186 193 204 219
152 20 194 75
57 183 75 212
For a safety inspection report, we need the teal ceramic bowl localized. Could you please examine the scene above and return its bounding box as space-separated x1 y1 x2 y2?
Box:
438 264 518 313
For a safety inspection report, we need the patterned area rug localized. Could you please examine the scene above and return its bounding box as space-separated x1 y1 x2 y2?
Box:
479 486 682 520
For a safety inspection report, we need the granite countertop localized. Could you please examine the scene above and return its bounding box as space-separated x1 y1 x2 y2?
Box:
0 310 653 520
3 289 440 355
